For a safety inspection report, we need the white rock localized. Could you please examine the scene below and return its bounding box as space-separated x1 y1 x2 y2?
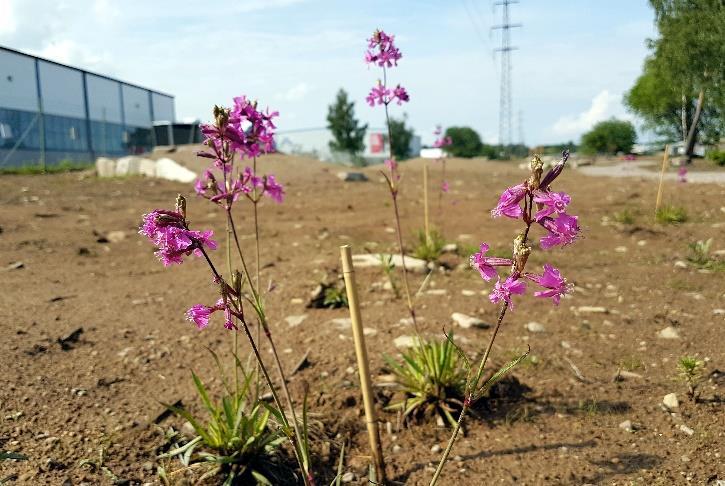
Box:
363 327 377 337
155 157 197 183
341 471 355 483
330 318 352 330
525 321 546 333
398 316 424 326
619 420 634 432
95 157 116 177
663 393 679 409
431 444 442 453
392 444 402 453
106 231 126 243
712 309 725 316
393 335 417 348
678 424 694 436
614 246 628 253
674 260 688 269
577 306 609 314
441 243 458 253
461 290 476 296
451 312 488 329
351 253 428 273
657 326 680 339
285 315 308 328
426 289 447 296
115 156 143 176
139 158 157 177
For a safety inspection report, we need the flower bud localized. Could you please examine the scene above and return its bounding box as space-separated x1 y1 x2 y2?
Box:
513 234 531 272
175 194 186 219
528 155 544 190
231 270 244 295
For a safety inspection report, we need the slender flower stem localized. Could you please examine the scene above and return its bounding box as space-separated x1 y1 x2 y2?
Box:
252 155 263 404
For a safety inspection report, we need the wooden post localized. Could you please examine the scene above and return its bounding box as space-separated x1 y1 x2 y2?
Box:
340 245 386 483
423 163 431 246
655 145 670 219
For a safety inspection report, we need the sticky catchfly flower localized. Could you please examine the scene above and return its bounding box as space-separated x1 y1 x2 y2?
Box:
491 183 528 219
489 275 526 309
139 210 217 266
533 190 571 221
525 264 570 305
365 29 402 67
470 243 513 281
186 298 236 330
538 213 580 249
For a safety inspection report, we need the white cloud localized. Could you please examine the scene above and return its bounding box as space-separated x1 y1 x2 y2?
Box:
276 82 310 102
0 0 17 35
31 39 112 71
92 0 120 23
551 90 628 138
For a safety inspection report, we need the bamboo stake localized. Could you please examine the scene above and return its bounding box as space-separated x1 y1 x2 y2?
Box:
340 245 386 484
423 163 431 246
655 144 670 219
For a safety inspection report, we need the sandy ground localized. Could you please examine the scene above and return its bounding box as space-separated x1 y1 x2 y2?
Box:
1 153 724 485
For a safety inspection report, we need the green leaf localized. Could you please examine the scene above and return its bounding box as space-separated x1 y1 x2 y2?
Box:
191 371 216 417
474 346 530 400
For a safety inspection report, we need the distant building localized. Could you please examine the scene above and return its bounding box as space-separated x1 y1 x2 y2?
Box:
276 127 421 164
0 46 175 167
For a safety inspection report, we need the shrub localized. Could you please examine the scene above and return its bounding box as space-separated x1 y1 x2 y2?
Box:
706 149 725 166
676 356 705 400
687 238 725 271
655 205 687 224
580 119 636 155
385 337 467 427
412 228 446 262
444 126 483 158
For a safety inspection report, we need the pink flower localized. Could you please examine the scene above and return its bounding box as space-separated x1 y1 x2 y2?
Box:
525 264 569 305
263 174 285 203
139 210 217 266
441 180 449 193
533 190 571 221
540 150 570 188
367 83 391 107
186 298 235 330
491 183 528 219
365 30 402 67
678 166 687 183
433 136 452 148
539 213 580 249
470 243 513 281
392 84 409 105
489 275 526 309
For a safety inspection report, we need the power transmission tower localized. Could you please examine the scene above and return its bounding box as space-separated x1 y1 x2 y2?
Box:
492 0 521 158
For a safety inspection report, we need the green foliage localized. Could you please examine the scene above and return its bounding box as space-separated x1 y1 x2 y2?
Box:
385 337 467 427
687 238 725 270
412 228 446 262
706 149 725 166
580 119 637 155
676 356 705 399
625 1 724 145
613 208 637 225
327 89 368 160
323 286 348 309
378 253 400 298
655 204 688 224
161 361 287 485
444 126 482 158
0 159 92 175
389 115 414 160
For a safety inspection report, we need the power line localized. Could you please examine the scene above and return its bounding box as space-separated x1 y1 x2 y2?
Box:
491 0 521 157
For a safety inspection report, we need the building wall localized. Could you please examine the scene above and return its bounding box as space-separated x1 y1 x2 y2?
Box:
0 47 175 168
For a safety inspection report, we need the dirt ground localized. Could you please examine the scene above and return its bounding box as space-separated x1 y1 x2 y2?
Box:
1 152 723 485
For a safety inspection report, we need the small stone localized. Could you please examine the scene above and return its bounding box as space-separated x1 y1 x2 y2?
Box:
663 393 679 409
681 455 690 463
341 472 355 483
431 444 442 453
285 315 308 328
393 335 417 348
461 290 475 296
106 231 127 243
657 326 680 339
674 260 688 269
392 444 402 453
713 309 725 316
290 298 304 305
336 171 368 182
619 420 635 432
678 424 694 436
451 312 488 329
426 289 448 296
577 306 608 314
363 327 377 337
614 246 628 253
525 321 546 333
330 318 352 329
441 243 458 253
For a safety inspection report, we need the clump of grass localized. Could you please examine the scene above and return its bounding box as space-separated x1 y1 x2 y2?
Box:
655 205 687 224
323 285 349 309
613 207 636 225
160 362 290 485
619 356 644 372
385 337 467 427
0 160 92 175
378 253 400 298
687 238 725 271
412 228 446 262
676 356 705 400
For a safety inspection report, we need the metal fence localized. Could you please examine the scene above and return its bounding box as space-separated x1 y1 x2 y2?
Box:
0 46 175 170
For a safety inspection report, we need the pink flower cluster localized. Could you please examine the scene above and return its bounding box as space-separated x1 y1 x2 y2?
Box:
195 166 284 205
470 152 576 309
139 210 217 266
433 126 452 148
186 298 237 330
365 30 409 108
364 29 402 67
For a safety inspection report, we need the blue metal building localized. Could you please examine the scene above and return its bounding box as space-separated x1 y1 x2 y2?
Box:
0 46 175 168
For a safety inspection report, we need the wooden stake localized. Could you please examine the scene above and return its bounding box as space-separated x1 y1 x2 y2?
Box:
655 144 670 219
423 163 431 246
340 245 386 483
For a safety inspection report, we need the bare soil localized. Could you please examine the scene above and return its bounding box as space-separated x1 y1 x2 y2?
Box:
1 153 724 485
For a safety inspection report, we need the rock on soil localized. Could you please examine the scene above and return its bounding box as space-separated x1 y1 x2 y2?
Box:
336 172 368 182
525 321 546 333
352 253 428 273
663 393 679 409
657 326 680 339
451 312 488 329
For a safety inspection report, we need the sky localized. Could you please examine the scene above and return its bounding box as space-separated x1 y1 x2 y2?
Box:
0 0 657 146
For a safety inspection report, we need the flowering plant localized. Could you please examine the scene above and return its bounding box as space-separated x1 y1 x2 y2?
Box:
430 151 577 484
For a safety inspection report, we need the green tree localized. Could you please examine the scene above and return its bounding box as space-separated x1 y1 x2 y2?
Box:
580 119 637 155
444 126 483 158
389 115 414 160
326 89 368 160
625 0 724 161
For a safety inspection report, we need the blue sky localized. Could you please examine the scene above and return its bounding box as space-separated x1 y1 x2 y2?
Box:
0 0 657 145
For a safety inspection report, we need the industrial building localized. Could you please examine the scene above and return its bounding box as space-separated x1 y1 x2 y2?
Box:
0 46 175 168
